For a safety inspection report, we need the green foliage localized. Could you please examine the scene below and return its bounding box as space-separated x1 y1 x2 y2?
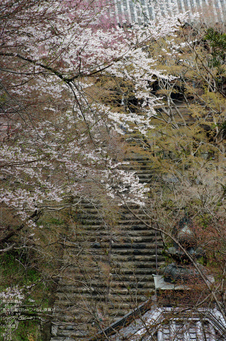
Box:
204 28 226 67
0 249 53 341
3 320 41 341
46 217 65 225
0 251 39 288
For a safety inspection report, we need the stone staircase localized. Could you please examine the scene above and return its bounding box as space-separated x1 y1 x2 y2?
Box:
50 155 165 340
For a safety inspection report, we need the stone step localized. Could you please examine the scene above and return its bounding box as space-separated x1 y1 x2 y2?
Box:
108 282 155 290
63 250 163 260
56 275 155 290
55 275 156 288
54 286 152 303
65 232 159 241
63 240 162 249
71 227 154 235
64 236 162 246
59 257 161 269
57 273 157 287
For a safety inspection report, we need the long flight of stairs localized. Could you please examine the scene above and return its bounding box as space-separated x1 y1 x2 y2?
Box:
50 155 165 340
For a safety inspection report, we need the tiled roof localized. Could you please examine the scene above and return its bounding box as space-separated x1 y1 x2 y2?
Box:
110 0 226 24
96 306 226 340
152 311 225 341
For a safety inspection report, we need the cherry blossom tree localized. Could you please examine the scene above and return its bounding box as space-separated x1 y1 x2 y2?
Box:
0 0 188 242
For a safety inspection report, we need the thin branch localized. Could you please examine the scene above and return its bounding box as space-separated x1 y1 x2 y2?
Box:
0 243 15 252
0 210 42 244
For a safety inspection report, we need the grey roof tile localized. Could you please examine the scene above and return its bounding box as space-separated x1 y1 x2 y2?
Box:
111 0 226 24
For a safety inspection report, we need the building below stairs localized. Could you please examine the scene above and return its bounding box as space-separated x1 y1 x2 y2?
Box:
90 275 226 341
91 305 226 340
